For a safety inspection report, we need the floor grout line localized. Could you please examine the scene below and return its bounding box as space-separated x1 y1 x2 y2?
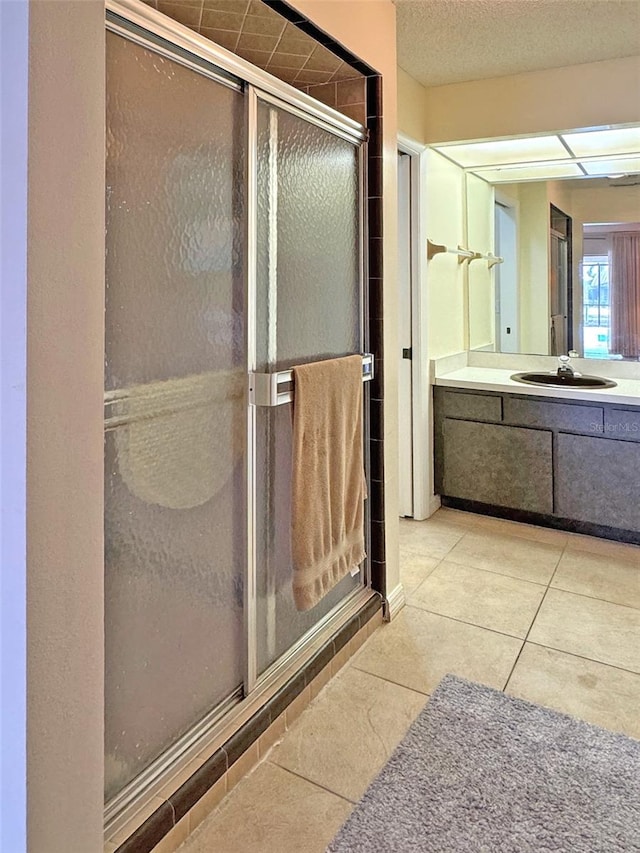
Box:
545 584 640 613
402 601 533 642
267 761 359 805
415 556 553 588
349 661 431 697
501 538 566 691
400 558 445 598
524 639 640 678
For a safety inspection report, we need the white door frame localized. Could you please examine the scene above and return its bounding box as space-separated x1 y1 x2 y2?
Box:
397 133 433 520
397 149 413 517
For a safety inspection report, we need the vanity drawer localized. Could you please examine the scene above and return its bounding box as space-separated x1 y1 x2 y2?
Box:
503 397 603 433
441 390 502 422
602 409 640 442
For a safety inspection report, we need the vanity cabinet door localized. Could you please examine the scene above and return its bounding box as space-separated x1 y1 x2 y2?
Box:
556 433 640 532
442 419 553 513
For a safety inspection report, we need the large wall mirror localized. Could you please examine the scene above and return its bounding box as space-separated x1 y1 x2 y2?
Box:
434 125 640 360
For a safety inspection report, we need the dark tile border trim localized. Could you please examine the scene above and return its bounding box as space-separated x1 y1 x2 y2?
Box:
442 496 640 546
365 72 385 594
114 592 383 853
114 801 174 853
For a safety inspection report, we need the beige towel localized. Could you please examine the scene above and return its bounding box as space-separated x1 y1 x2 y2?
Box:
291 355 367 611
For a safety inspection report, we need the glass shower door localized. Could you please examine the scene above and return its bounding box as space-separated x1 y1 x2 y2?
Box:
104 31 246 801
253 96 366 677
104 18 367 809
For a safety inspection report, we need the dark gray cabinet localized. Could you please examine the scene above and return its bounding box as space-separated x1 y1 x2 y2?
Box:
434 386 640 538
442 419 553 513
556 433 640 531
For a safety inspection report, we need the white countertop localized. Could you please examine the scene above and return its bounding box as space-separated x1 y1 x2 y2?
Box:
435 366 640 407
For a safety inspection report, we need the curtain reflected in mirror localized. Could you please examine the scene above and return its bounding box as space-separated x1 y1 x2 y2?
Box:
583 224 640 361
610 231 640 360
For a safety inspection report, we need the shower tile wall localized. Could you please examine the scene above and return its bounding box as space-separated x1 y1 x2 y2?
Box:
141 0 367 123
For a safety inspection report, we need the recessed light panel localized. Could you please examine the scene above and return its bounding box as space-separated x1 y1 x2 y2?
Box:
562 127 640 158
433 136 569 168
473 162 584 183
580 156 640 176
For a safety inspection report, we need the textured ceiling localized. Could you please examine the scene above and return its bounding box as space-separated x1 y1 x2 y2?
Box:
395 0 640 87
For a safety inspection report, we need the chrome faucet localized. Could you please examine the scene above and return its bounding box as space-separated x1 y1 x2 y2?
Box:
557 355 575 376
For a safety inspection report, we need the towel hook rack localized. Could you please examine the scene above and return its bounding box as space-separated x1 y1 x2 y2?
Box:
468 250 505 268
427 239 475 263
428 240 504 268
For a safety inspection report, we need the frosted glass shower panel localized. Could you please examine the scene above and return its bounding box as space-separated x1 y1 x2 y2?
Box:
105 32 246 800
105 33 245 390
255 101 361 371
255 407 362 674
255 100 364 674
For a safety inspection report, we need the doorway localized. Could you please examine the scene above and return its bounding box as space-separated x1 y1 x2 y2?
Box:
549 204 573 356
396 138 431 521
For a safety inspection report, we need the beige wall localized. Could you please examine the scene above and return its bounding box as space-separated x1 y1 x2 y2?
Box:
398 66 428 143
466 175 495 351
421 154 496 359
293 0 401 596
27 1 106 851
516 182 551 354
27 2 399 849
425 150 467 358
421 55 640 143
570 183 640 223
501 180 559 356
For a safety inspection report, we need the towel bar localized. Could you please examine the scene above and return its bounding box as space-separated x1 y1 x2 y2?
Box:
250 354 374 407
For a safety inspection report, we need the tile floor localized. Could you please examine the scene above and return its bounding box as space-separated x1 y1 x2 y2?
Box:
175 508 640 853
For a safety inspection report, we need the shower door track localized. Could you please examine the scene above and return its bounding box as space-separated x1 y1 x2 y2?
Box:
104 0 372 839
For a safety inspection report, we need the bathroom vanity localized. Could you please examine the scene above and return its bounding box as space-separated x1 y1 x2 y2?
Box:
433 376 640 544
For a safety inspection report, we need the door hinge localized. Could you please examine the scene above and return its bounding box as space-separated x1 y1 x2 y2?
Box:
402 347 412 360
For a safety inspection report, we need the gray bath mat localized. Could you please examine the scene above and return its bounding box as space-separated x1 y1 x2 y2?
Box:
327 674 640 852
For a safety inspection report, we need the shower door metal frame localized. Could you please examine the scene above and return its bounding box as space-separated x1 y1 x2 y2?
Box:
244 83 369 694
104 0 372 836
